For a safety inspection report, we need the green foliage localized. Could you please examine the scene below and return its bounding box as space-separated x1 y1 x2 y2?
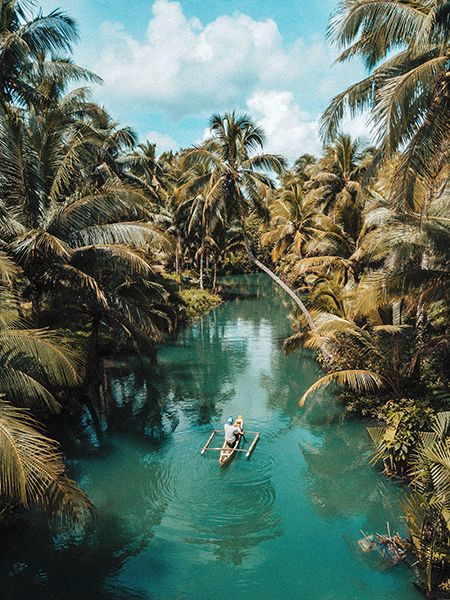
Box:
0 399 96 531
179 288 222 319
219 214 274 274
364 398 435 469
377 399 435 462
339 390 386 416
399 412 450 592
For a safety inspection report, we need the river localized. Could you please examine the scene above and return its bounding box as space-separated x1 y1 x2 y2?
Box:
1 274 423 599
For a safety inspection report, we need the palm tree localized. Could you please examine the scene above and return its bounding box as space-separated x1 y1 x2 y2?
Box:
58 236 174 412
261 179 328 262
121 141 168 202
0 397 95 530
182 112 316 328
321 0 450 201
296 193 368 285
0 0 100 109
83 110 139 186
361 177 450 379
0 97 171 327
304 134 371 218
292 153 317 183
284 290 413 406
400 411 450 594
0 253 82 414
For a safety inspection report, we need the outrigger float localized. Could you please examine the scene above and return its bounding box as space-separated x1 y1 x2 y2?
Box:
201 416 260 466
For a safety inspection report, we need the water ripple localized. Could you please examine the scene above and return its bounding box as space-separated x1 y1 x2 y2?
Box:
147 442 282 554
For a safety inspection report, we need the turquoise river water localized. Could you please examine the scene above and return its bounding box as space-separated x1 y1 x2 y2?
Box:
1 275 423 600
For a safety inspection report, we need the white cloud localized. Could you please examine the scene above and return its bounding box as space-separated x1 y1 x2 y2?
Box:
340 111 374 144
247 91 322 163
92 0 363 122
145 130 180 154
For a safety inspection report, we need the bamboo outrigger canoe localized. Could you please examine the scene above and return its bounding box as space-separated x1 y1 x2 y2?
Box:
201 415 260 466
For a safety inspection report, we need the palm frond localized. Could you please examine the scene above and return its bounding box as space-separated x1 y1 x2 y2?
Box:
299 369 388 406
0 399 95 530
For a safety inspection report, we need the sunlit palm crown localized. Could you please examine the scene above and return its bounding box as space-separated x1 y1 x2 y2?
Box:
322 0 450 193
0 0 101 108
182 112 287 223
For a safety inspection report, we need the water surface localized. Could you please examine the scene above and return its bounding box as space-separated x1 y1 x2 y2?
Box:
1 275 422 599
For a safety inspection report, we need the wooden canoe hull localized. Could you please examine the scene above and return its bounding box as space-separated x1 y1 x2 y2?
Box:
219 417 243 466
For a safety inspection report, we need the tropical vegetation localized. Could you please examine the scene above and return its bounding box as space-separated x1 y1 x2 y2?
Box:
4 0 450 594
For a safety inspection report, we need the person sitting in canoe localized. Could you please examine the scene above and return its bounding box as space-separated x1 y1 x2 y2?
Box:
224 417 242 447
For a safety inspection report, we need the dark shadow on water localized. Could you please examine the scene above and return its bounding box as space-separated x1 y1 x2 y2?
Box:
1 511 153 600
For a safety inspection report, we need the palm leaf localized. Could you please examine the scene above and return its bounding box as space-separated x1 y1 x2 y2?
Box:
0 399 95 530
299 369 388 406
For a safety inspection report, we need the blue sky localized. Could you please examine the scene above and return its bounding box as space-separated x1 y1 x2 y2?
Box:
38 0 368 163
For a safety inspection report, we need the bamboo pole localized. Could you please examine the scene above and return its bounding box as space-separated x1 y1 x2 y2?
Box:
202 431 261 456
204 447 250 452
201 431 217 454
246 432 260 457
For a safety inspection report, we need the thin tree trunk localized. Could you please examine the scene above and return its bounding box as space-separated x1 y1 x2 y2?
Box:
199 252 204 289
411 251 429 380
175 232 182 275
82 314 102 434
239 220 315 330
212 260 217 294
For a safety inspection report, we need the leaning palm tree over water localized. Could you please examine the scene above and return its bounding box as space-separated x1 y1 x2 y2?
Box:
182 112 315 328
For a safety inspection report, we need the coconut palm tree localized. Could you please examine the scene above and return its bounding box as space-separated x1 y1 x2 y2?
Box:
120 141 169 202
0 397 95 530
0 252 82 414
321 0 450 200
0 96 171 327
295 193 368 285
83 110 139 187
304 134 371 218
261 179 328 262
182 112 316 328
0 0 100 109
284 290 414 406
400 411 450 594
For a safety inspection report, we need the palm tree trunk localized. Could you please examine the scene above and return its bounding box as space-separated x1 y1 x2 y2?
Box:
212 260 218 294
175 231 182 276
199 252 204 289
411 251 429 380
83 314 102 434
239 220 315 330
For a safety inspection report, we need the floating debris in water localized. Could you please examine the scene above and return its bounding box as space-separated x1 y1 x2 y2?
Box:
358 523 410 565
